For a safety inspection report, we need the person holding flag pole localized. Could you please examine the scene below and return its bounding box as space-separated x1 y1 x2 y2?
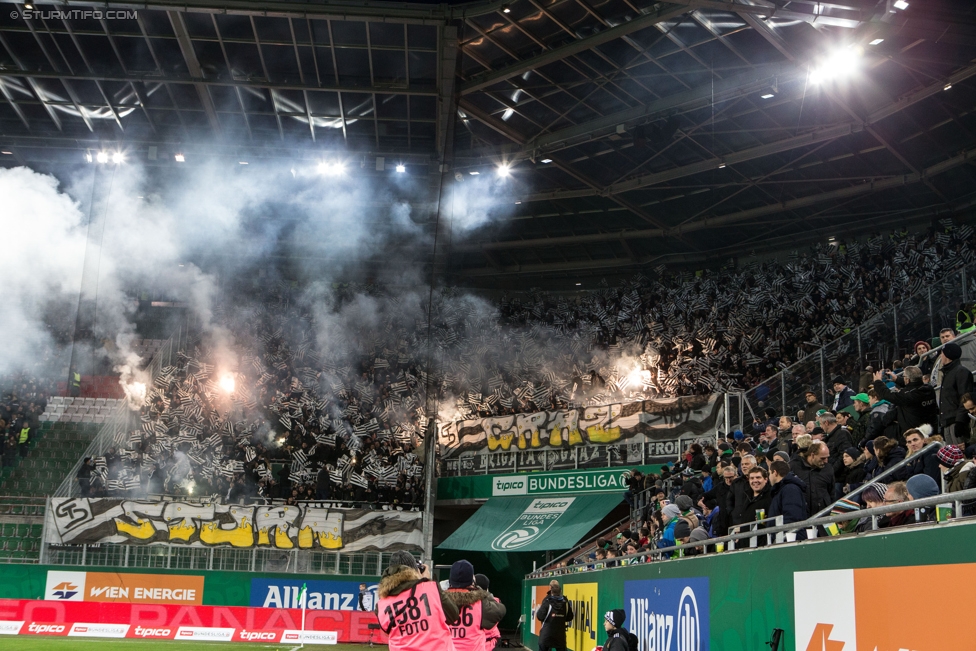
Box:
300 582 308 648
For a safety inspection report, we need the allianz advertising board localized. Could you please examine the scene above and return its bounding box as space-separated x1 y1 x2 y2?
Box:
624 578 709 651
491 469 631 496
250 579 377 611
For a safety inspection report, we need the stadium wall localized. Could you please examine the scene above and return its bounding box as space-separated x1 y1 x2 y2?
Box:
0 565 384 642
522 518 976 651
0 564 377 607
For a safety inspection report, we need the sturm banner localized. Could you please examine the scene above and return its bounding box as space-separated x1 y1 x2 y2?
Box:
437 395 723 459
45 499 422 551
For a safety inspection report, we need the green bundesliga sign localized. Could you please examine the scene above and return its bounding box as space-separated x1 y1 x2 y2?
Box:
492 468 631 496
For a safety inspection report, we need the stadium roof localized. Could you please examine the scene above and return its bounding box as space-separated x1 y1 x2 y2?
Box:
2 0 976 284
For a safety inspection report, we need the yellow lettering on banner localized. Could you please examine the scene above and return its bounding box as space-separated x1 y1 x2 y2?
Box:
115 518 155 540
567 428 583 446
317 530 342 549
550 428 563 447
257 528 270 546
199 517 254 547
298 526 313 549
274 526 294 549
167 520 197 542
586 425 622 443
486 430 514 451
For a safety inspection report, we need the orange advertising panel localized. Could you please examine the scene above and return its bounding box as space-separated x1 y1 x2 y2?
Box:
45 571 204 605
795 564 976 651
531 586 549 636
853 563 975 651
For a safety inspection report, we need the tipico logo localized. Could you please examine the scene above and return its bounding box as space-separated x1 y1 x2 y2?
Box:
490 498 575 551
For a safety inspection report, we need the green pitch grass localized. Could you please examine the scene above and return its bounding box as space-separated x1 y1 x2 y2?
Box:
0 640 387 651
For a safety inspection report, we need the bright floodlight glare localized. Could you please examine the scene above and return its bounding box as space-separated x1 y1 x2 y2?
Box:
469 170 480 175
541 158 553 163
85 152 93 163
175 153 185 162
810 46 861 84
318 161 345 176
893 0 908 8
944 83 953 91
395 164 406 173
96 151 109 163
497 164 511 178
761 93 775 99
112 152 124 164
869 38 884 45
219 374 235 393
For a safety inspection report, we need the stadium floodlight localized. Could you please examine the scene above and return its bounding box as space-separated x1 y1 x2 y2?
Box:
497 164 511 178
541 158 552 163
869 38 884 45
112 152 124 164
502 3 511 12
718 163 727 169
84 152 93 163
175 153 185 162
893 0 908 8
761 93 775 99
944 83 953 91
395 164 406 173
809 45 862 84
96 151 109 163
318 161 345 176
469 170 480 175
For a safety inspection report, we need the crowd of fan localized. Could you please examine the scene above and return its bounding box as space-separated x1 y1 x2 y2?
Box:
77 292 427 508
544 332 976 571
1 374 54 470
454 222 976 420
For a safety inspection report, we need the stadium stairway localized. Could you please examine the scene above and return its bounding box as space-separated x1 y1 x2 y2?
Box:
0 422 98 497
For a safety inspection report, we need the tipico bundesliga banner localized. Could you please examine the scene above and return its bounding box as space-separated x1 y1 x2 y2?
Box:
0 599 384 643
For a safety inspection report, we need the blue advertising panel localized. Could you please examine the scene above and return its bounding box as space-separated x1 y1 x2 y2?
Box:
250 578 378 611
623 578 709 651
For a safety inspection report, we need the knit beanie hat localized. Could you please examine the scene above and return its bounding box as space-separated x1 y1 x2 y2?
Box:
861 483 887 503
605 609 626 628
937 445 965 468
906 474 939 500
943 342 962 361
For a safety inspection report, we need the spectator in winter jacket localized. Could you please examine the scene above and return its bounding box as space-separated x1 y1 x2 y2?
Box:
872 366 940 435
820 413 854 480
903 428 941 484
768 460 808 524
939 445 971 492
836 409 865 445
961 394 976 441
874 436 909 481
799 391 824 423
839 447 868 493
831 376 855 412
602 610 634 651
862 390 899 443
702 464 736 535
937 342 974 444
792 442 835 515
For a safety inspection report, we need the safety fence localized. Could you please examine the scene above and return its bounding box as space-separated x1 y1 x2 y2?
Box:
744 260 976 418
39 543 401 576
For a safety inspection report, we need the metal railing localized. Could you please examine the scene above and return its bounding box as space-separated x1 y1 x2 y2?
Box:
540 514 634 570
744 259 976 418
527 487 976 578
40 544 391 576
813 440 944 519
